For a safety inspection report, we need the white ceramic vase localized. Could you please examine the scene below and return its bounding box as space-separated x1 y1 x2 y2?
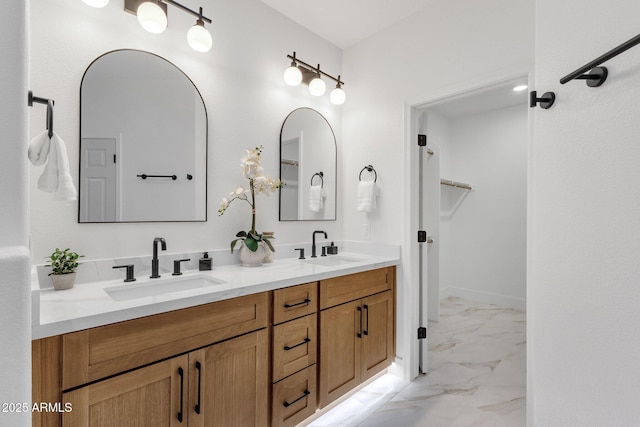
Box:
51 272 77 290
239 243 266 267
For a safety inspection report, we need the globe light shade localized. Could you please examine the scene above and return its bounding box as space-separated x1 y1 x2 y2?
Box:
137 1 167 34
82 0 110 7
187 22 212 52
309 77 326 96
283 66 302 86
330 87 346 105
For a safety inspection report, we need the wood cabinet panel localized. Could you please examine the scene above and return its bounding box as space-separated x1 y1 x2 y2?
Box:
62 355 187 427
32 336 62 427
320 268 391 309
273 314 317 382
62 293 269 390
272 365 317 427
273 282 318 325
188 329 269 427
318 300 361 407
361 290 394 381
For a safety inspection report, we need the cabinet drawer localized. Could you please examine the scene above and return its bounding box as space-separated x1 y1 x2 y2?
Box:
320 267 392 309
273 314 317 382
62 292 269 390
273 282 318 325
272 365 317 427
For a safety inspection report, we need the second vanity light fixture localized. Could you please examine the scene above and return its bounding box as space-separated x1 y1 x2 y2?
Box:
82 0 213 52
284 52 346 105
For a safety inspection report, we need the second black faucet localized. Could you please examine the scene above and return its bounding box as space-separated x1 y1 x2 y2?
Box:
151 237 167 278
311 230 327 258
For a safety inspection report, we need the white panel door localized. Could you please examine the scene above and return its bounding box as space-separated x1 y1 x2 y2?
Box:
80 138 116 222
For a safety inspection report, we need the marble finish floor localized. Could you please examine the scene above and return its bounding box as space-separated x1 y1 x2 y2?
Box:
308 297 526 427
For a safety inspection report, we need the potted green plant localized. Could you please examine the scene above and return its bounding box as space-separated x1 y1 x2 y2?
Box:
46 247 84 290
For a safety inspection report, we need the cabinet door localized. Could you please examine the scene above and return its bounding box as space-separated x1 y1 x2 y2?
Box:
361 290 394 381
62 355 188 427
318 300 362 408
188 329 269 427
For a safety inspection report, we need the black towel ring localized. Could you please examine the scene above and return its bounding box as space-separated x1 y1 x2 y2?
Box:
310 171 324 187
359 165 377 182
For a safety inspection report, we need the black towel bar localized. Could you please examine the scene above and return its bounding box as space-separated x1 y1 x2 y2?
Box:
28 90 55 138
137 174 178 180
310 171 324 187
359 165 377 182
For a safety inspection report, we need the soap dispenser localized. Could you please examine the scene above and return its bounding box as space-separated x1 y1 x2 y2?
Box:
327 242 338 255
199 252 212 271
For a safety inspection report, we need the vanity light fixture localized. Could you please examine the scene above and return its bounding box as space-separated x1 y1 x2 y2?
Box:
82 0 110 7
123 0 213 52
284 52 346 105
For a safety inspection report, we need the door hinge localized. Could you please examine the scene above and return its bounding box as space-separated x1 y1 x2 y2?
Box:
418 134 427 146
418 327 427 340
417 230 427 243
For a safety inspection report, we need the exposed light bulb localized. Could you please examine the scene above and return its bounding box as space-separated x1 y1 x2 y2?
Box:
309 76 326 96
513 84 528 92
137 1 167 34
187 20 212 52
330 86 346 105
283 65 302 86
82 0 110 7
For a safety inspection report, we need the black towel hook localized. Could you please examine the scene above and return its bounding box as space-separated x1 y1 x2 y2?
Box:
359 165 377 182
310 172 324 187
28 91 55 138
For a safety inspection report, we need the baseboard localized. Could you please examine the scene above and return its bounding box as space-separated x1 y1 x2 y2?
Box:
440 286 526 311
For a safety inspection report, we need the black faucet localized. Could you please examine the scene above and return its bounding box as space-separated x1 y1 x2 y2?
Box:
151 237 167 278
311 230 327 258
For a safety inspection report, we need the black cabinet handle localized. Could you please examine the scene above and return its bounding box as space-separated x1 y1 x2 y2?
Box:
177 367 184 423
284 298 311 309
283 389 310 408
284 337 311 351
194 361 202 414
363 304 369 336
357 306 363 338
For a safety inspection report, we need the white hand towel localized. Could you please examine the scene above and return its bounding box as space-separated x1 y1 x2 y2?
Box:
357 181 377 212
32 131 77 201
28 130 51 166
308 185 324 212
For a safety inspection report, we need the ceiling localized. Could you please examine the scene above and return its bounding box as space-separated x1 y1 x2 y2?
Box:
261 0 438 48
427 79 529 119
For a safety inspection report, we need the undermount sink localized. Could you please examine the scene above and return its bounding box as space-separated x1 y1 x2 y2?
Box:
104 274 227 301
302 255 363 267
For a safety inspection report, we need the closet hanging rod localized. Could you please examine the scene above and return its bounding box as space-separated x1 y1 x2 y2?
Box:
560 33 640 84
440 179 472 191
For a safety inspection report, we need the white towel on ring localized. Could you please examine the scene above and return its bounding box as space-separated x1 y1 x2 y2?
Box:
308 185 325 212
29 131 77 201
357 180 377 212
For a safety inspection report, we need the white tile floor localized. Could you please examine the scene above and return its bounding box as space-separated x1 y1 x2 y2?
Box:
308 297 526 427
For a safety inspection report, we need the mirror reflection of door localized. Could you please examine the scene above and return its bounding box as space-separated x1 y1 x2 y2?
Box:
281 135 301 219
80 138 116 222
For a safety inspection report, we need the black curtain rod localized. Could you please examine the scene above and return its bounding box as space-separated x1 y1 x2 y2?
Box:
560 33 640 84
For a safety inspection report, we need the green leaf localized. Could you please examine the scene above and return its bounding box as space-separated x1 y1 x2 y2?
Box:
230 239 240 253
248 231 260 241
244 236 259 252
235 230 247 238
263 239 274 252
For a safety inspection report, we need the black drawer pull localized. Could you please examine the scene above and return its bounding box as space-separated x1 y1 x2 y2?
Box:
284 298 311 309
283 389 310 408
177 367 184 423
194 361 202 414
364 304 369 336
284 337 311 351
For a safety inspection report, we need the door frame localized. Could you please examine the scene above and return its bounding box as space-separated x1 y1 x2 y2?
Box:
402 68 532 380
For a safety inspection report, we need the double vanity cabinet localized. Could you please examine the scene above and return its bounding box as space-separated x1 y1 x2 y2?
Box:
32 265 396 427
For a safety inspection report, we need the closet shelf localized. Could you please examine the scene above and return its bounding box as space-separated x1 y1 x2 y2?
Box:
440 179 473 191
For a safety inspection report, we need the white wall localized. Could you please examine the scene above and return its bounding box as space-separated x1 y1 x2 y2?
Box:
342 0 534 378
29 0 343 262
440 105 527 308
0 1 31 425
531 0 640 425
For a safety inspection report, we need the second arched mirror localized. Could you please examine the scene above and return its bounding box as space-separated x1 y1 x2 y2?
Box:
279 108 336 221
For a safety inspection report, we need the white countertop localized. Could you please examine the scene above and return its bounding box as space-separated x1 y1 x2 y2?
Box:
32 250 399 339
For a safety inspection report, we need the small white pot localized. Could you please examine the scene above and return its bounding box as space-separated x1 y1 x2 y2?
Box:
51 272 77 290
239 243 266 267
